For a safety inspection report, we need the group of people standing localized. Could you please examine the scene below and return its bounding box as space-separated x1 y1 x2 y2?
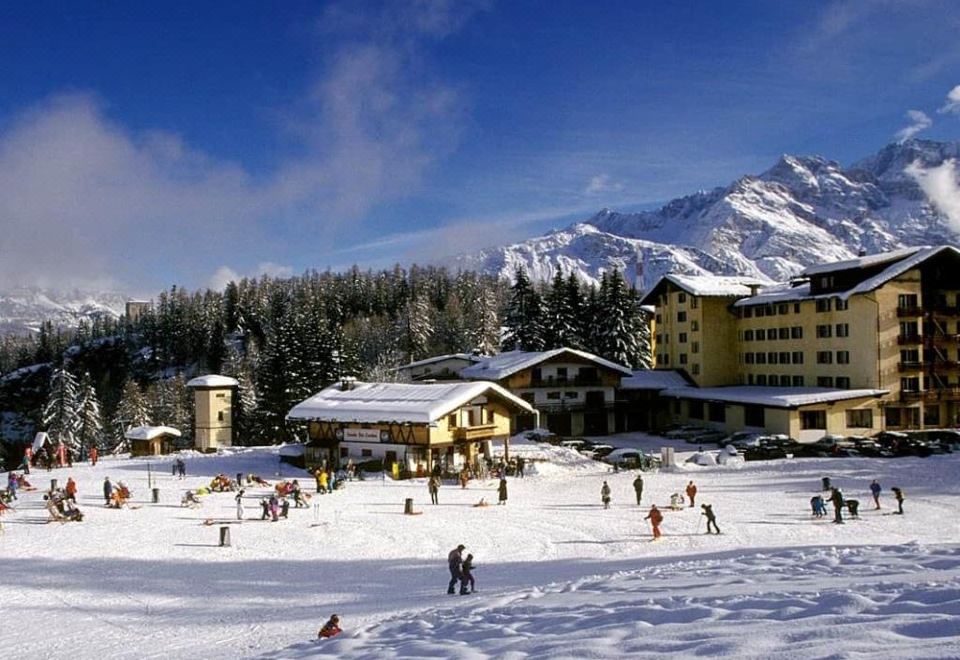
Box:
813 478 906 524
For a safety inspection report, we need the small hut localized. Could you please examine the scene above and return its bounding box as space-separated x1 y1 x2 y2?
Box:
125 425 182 457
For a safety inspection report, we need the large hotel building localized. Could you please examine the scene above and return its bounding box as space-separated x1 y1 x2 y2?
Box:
640 246 960 440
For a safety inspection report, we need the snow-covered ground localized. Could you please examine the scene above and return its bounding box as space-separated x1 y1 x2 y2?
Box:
2 434 959 659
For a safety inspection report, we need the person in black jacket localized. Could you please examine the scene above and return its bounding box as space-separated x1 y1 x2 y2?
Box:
447 544 466 594
830 487 845 524
701 504 720 534
461 553 476 593
633 475 644 505
891 487 905 514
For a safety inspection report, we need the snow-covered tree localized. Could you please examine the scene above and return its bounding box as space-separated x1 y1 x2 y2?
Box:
76 372 105 452
502 266 545 352
42 367 80 452
396 293 433 363
111 379 151 451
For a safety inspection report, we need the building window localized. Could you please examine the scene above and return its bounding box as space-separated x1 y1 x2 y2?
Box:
778 327 789 340
835 376 851 389
768 375 778 386
899 321 919 339
845 409 872 428
794 303 801 314
765 305 775 317
779 351 790 364
792 351 804 364
835 298 849 311
768 352 778 364
678 292 687 303
708 402 725 422
679 353 688 365
816 298 832 313
487 410 495 423
778 303 789 315
816 324 832 338
556 367 568 381
679 332 688 343
678 311 687 322
691 363 700 375
769 327 777 339
756 329 766 341
756 352 767 364
885 408 902 427
656 334 662 344
564 392 578 399
901 349 920 363
744 329 754 341
898 294 918 309
836 323 849 337
448 413 457 428
792 375 805 387
546 391 561 400
689 400 704 419
816 351 833 364
817 376 834 387
692 341 700 353
655 314 661 324
747 374 755 385
901 377 920 392
819 276 835 289
756 375 767 385
755 306 765 318
691 297 699 309
836 350 850 364
744 307 753 318
691 320 699 331
744 405 765 427
791 326 803 339
801 410 826 430
745 352 755 364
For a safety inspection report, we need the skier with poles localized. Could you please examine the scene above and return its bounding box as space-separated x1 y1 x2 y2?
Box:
701 504 720 534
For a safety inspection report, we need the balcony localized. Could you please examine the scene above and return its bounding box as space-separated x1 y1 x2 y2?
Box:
536 400 618 414
927 333 960 345
897 306 923 317
900 390 923 402
930 306 960 318
922 387 960 402
529 377 603 388
926 359 960 372
897 334 923 345
452 424 499 442
898 361 923 372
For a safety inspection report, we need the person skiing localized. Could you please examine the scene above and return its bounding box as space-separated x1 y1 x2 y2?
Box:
701 504 720 534
462 553 476 593
447 544 467 594
65 477 78 504
6 472 18 501
645 504 663 539
497 477 508 505
810 495 827 518
102 477 113 506
89 446 98 466
892 487 905 515
601 481 611 509
428 475 441 505
318 614 342 639
870 480 882 509
830 487 845 524
685 481 697 508
633 475 644 505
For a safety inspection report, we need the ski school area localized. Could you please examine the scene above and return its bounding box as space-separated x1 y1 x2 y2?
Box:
1 434 959 659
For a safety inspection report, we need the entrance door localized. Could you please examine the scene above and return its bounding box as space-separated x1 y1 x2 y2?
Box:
547 412 572 436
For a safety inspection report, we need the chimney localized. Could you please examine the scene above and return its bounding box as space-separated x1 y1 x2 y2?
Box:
858 248 867 257
340 376 357 391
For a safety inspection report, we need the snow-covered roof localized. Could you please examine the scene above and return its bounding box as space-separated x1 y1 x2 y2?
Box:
286 380 535 424
460 348 632 381
659 385 889 409
840 246 960 299
732 281 816 307
186 375 239 388
124 425 183 440
620 370 691 390
640 274 769 305
802 247 925 277
396 353 483 371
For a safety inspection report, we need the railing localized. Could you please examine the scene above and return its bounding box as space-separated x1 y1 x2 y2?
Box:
897 334 923 345
927 360 960 371
897 305 960 318
926 333 960 344
900 391 923 402
930 306 960 317
900 388 960 403
898 361 923 372
528 377 604 388
453 424 499 441
897 306 923 317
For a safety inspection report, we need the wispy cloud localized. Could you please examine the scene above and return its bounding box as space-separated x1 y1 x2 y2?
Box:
207 262 294 290
895 109 933 142
906 159 960 234
584 174 624 195
940 84 960 115
0 0 485 291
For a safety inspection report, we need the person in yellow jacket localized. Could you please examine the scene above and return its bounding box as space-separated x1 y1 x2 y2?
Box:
319 470 329 494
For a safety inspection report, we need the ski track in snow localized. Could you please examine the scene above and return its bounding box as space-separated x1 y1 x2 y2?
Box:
2 439 960 659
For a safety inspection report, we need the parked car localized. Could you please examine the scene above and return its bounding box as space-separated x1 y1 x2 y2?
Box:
718 431 763 448
603 448 660 471
687 430 727 445
524 428 556 443
588 444 615 459
559 439 588 451
663 425 708 440
743 442 788 461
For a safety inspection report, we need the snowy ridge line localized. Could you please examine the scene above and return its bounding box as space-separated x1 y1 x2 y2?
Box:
266 543 960 659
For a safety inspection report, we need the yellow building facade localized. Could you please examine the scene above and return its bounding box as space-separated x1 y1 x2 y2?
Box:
187 375 239 451
643 246 960 436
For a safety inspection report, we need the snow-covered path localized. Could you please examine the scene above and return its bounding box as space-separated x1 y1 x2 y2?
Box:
2 439 959 658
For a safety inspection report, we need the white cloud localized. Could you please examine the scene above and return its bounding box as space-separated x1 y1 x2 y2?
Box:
895 109 932 142
207 261 295 290
0 1 483 292
585 174 624 195
905 159 960 234
939 84 960 115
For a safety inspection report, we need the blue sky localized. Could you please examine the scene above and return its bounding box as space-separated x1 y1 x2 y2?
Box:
0 0 959 293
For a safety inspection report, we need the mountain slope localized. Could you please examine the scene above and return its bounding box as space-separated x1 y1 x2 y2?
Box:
456 139 960 290
0 287 128 335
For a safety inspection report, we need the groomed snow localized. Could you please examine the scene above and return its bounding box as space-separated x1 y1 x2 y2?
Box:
2 438 959 658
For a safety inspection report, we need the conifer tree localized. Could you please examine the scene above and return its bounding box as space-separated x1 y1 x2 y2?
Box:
76 372 105 452
502 267 545 352
42 367 80 452
111 379 151 452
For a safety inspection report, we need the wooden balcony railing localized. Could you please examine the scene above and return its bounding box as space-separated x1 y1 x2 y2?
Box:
453 424 498 442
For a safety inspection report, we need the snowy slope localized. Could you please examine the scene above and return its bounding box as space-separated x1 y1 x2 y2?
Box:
0 287 128 334
2 441 959 658
456 139 960 289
